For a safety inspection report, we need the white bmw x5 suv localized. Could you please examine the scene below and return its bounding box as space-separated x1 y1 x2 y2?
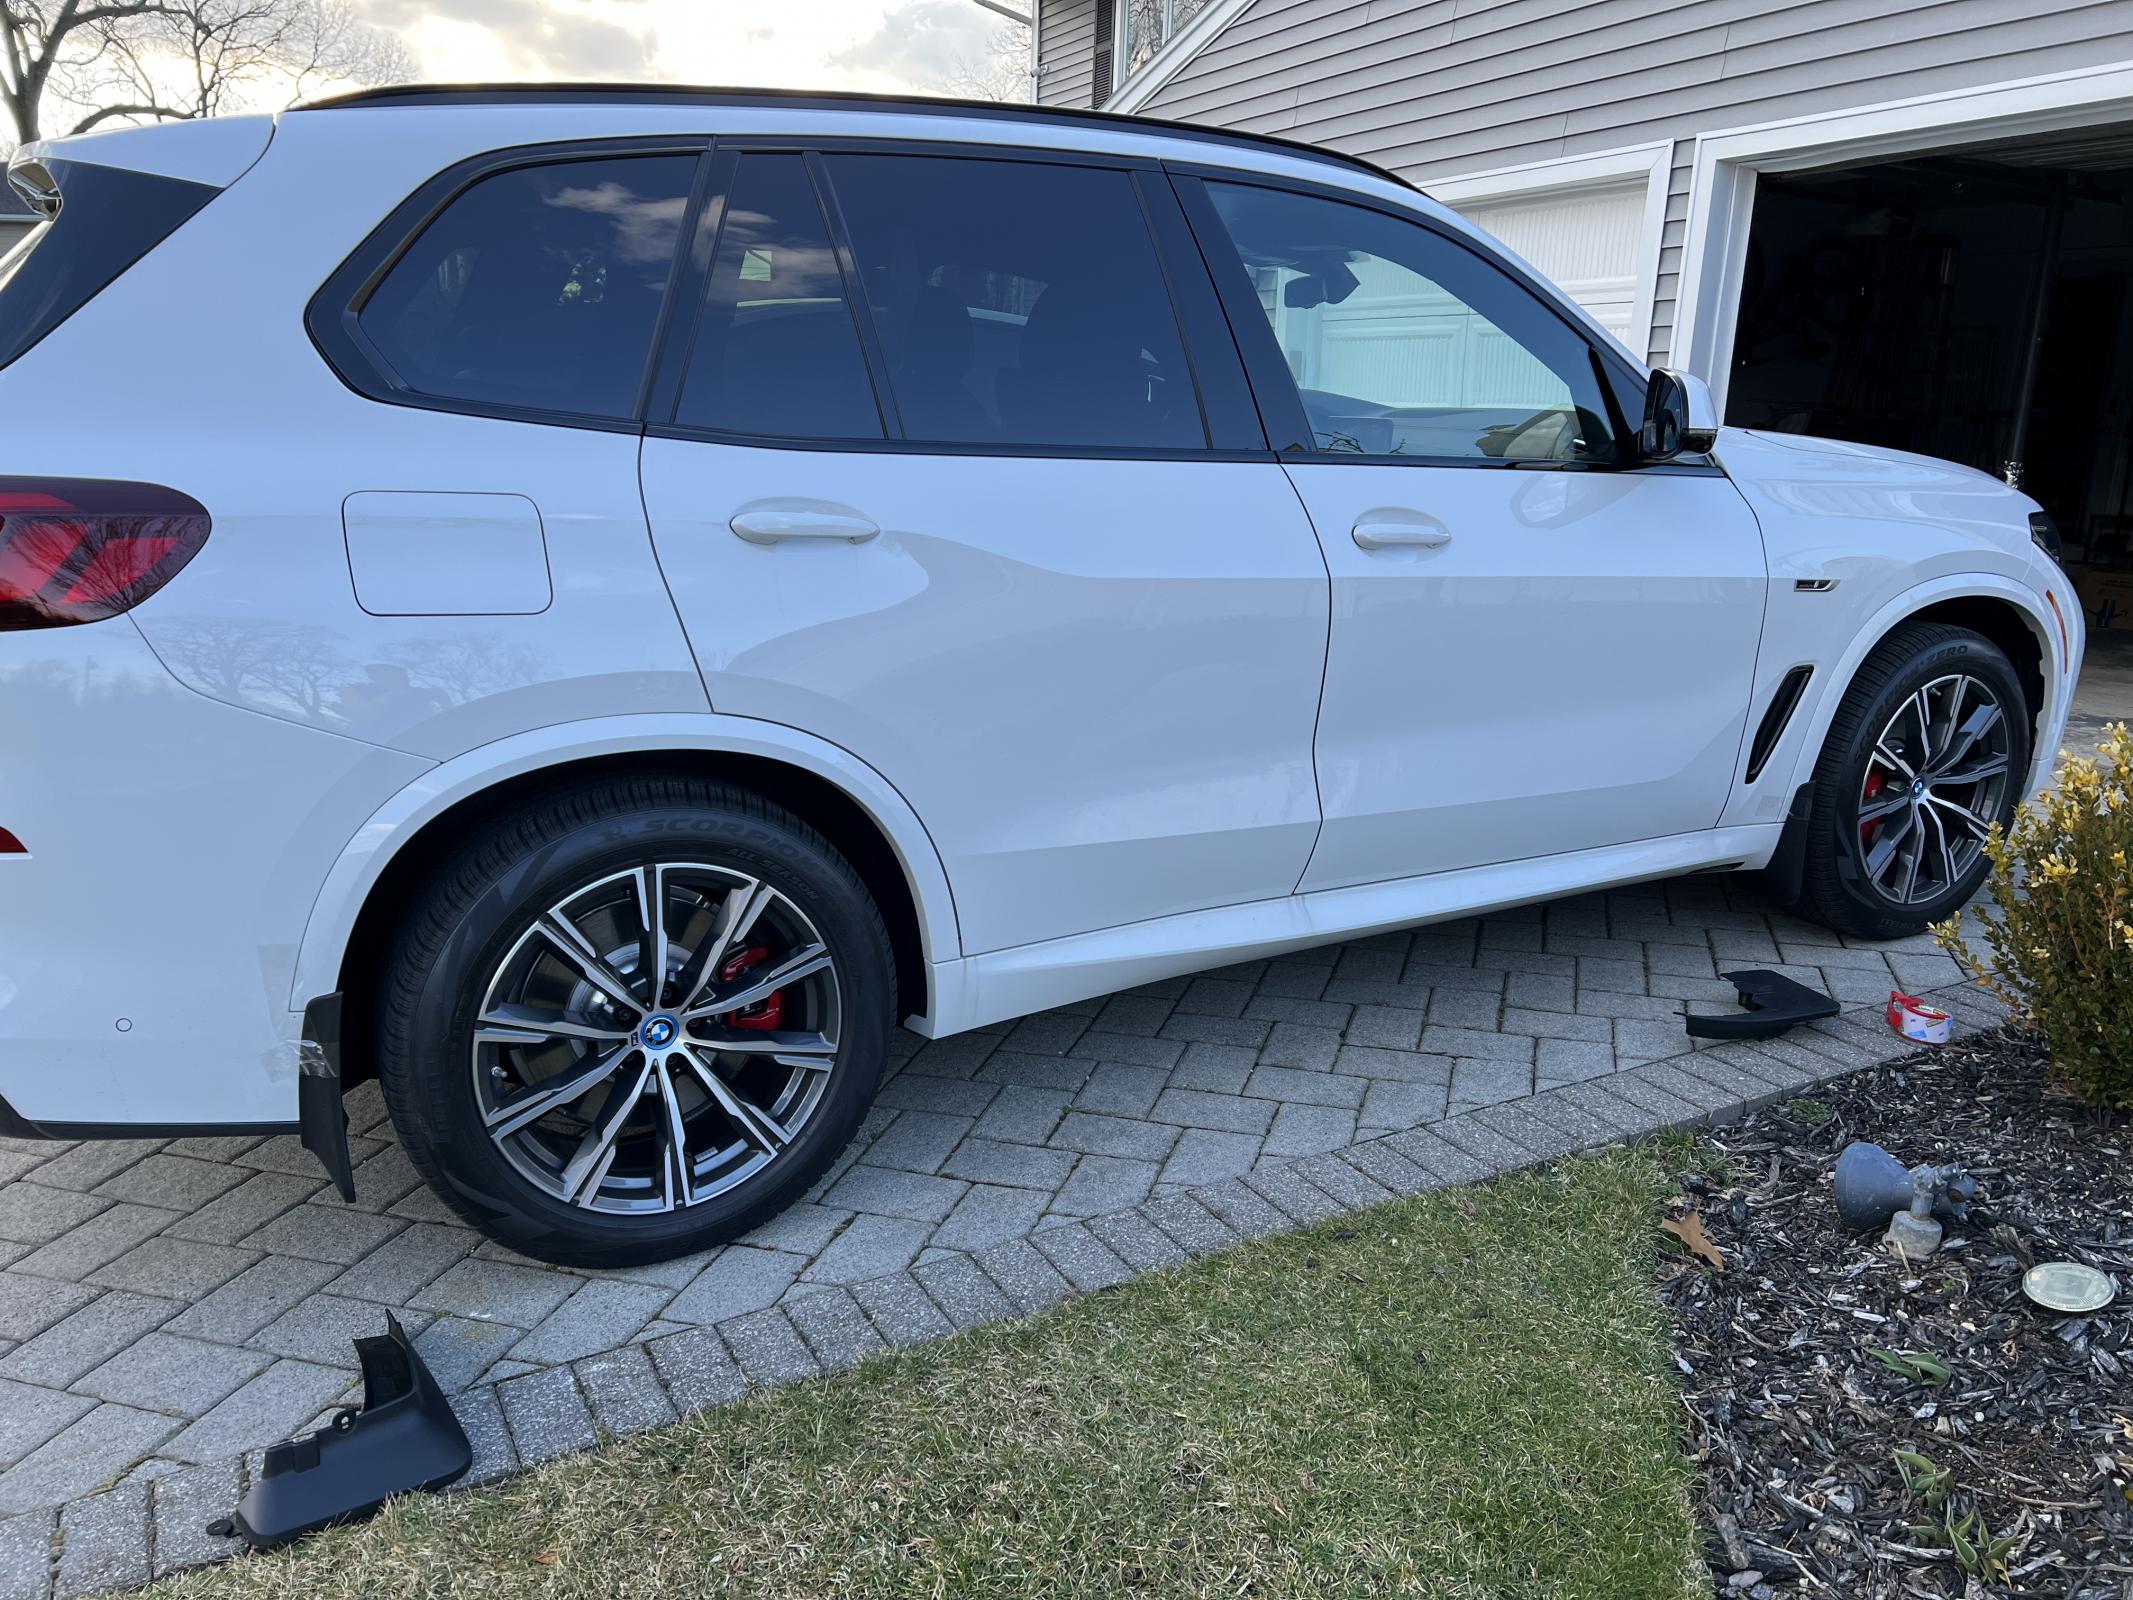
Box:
0 87 2082 1263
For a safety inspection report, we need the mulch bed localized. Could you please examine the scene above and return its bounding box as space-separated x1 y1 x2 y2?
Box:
1659 1028 2132 1599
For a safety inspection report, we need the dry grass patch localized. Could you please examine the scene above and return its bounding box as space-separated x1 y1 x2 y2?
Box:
159 1149 1700 1600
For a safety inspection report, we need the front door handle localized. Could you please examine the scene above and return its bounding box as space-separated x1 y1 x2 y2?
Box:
1352 514 1452 551
729 507 880 545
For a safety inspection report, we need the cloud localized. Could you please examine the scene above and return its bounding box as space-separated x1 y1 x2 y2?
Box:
829 0 1006 90
355 0 658 79
351 0 1019 94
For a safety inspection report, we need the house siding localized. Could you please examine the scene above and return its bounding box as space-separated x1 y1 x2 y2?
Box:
1128 0 2133 361
1649 140 1694 366
1039 0 1102 107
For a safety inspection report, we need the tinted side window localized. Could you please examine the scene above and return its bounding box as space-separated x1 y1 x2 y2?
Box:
674 153 884 440
359 155 693 420
1203 181 1617 463
825 153 1205 451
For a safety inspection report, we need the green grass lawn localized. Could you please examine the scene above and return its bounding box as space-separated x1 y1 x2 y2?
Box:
158 1149 1702 1600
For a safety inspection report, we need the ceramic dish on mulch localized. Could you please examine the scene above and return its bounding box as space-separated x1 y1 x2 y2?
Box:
1659 1029 2131 1598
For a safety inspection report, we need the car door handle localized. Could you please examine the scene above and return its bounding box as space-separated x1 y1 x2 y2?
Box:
1352 516 1452 551
729 508 880 545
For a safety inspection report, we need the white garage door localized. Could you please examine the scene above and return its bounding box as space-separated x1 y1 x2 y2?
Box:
1453 180 1646 346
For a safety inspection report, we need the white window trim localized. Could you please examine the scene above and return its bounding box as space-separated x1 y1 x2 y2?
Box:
1420 143 1672 363
1105 0 1254 111
1676 61 2133 410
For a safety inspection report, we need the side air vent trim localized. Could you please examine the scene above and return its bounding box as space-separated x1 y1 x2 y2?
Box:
1745 665 1813 784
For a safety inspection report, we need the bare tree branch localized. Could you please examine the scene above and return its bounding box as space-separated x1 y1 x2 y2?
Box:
69 98 187 130
940 18 1033 104
2 0 405 155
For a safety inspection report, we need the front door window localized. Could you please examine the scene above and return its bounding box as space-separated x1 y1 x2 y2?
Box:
1202 179 1620 464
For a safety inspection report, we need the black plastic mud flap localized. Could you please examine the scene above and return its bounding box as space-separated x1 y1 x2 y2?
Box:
1683 968 1840 1040
1755 783 1816 908
297 991 356 1203
213 1312 470 1549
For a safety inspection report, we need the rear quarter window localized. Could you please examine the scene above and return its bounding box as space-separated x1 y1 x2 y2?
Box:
350 154 696 422
0 158 220 373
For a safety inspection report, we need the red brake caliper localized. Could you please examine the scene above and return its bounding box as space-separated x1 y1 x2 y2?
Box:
718 946 785 1032
1861 768 1885 847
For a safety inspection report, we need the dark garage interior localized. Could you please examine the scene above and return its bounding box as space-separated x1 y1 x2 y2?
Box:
1726 126 2133 623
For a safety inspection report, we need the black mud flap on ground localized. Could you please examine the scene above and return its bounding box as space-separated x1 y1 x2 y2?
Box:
212 1312 470 1550
1684 969 1841 1041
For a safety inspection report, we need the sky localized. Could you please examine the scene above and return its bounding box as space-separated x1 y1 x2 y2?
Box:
351 0 1026 97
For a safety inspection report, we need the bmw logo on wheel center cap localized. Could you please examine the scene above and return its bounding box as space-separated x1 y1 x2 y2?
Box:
641 1014 678 1049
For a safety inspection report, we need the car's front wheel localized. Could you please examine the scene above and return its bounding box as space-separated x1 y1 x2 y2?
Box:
375 776 892 1266
1795 622 2030 939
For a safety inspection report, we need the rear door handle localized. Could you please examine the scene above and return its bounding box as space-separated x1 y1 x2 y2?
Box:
729 508 880 545
1352 515 1452 551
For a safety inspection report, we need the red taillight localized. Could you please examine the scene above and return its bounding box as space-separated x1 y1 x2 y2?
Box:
0 478 209 630
0 827 24 855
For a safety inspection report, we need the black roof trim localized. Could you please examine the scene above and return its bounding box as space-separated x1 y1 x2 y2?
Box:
291 82 1416 193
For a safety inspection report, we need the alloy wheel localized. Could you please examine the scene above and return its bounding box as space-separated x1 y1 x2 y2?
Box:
1855 673 2013 906
470 863 842 1214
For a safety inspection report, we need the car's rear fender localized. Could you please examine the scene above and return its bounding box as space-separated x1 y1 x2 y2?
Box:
290 714 964 1040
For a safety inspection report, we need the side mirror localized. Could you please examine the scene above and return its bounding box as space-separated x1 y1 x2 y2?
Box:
1640 368 1719 460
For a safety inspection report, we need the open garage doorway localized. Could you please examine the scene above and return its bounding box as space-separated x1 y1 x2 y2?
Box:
1725 126 2133 609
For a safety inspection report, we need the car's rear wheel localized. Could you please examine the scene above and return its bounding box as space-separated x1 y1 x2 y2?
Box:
1795 622 2029 939
375 776 892 1266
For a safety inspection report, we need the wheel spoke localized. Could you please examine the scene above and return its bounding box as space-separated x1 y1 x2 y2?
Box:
1933 753 2010 788
558 1053 654 1204
1910 689 1937 765
670 879 772 1014
1860 790 1913 825
1931 699 2003 776
1872 741 1915 781
1924 804 1958 894
1897 820 1923 902
483 1043 637 1139
1926 792 1995 840
653 1056 693 1209
475 1004 635 1047
688 1028 838 1068
679 1044 791 1153
536 914 643 1021
1865 805 1917 888
1934 676 1970 761
685 943 830 1021
634 866 669 1008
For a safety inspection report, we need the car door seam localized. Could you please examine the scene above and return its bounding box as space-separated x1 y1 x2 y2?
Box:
1278 458 1338 896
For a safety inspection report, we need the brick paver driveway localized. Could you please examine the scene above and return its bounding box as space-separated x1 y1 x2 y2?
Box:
0 875 1997 1597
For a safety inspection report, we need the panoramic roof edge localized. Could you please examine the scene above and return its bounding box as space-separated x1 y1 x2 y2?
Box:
290 82 1419 193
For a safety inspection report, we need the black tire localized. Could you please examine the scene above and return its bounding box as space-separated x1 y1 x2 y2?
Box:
375 775 893 1267
1794 622 2029 939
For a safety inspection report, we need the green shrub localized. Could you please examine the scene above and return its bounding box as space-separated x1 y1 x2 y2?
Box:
1934 722 2133 1113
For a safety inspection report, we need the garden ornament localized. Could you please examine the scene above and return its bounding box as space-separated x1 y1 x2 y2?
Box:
1832 1142 1977 1251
